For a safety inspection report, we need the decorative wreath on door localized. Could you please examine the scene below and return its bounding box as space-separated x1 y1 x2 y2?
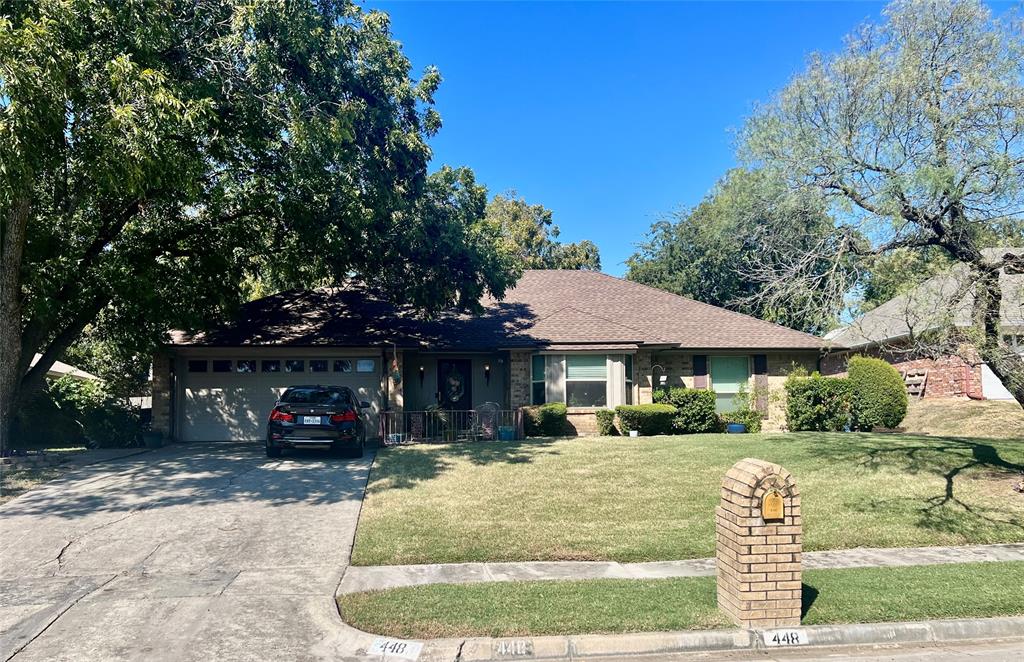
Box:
443 366 465 404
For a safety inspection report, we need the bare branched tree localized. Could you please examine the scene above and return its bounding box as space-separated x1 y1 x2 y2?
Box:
741 0 1024 405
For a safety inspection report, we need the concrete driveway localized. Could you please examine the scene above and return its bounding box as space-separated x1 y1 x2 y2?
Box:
0 443 373 661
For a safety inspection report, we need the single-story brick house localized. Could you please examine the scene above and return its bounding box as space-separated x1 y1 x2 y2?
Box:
152 270 834 441
822 249 1023 400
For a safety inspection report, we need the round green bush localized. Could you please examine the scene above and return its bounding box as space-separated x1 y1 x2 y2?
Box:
523 402 568 436
848 356 908 431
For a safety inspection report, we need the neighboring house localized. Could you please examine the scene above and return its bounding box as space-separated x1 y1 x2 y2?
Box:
823 249 1023 400
31 353 100 382
152 270 833 441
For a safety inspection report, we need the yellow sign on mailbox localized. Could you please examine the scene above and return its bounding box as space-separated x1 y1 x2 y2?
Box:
762 490 785 522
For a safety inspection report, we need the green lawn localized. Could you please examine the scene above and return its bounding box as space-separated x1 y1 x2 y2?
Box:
352 433 1024 565
338 561 1024 638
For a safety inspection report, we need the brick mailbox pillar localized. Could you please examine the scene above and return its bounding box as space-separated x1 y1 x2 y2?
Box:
716 458 801 628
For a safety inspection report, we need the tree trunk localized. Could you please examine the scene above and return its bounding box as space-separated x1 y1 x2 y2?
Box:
0 197 30 454
974 264 1024 407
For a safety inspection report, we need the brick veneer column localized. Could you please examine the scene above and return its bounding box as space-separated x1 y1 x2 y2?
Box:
716 458 802 628
636 350 654 404
151 352 173 440
509 350 531 409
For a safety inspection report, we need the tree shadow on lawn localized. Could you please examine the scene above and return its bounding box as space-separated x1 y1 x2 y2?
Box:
371 439 564 491
804 434 1024 535
801 583 820 619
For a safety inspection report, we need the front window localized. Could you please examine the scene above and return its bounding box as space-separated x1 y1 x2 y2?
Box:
710 356 750 413
565 355 607 407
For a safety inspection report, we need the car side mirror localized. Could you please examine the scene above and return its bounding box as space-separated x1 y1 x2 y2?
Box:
359 401 371 409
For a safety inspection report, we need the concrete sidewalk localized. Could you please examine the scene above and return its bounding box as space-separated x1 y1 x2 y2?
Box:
338 542 1024 594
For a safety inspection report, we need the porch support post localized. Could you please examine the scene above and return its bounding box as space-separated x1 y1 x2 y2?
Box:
387 348 404 413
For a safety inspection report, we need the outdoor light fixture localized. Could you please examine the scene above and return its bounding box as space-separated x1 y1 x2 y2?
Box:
418 365 425 386
484 363 491 385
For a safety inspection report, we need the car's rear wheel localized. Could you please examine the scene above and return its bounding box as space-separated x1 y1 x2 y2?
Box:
266 445 282 458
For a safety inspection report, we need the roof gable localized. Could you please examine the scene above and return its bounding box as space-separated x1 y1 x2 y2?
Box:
828 249 1024 348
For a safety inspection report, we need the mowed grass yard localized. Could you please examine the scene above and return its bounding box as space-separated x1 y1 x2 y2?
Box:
351 433 1024 566
339 562 1024 638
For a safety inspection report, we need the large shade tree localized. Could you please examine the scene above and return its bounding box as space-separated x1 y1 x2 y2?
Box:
743 0 1024 405
485 192 601 271
626 168 843 335
0 0 519 450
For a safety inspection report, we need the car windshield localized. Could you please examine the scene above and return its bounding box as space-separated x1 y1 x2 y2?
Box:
280 387 349 406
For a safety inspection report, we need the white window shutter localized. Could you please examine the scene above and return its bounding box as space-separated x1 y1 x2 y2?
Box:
545 355 565 403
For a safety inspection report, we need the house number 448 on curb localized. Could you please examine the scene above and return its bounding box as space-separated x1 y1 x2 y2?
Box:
764 629 809 647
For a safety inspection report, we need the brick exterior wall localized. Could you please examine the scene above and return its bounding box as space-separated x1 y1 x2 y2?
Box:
640 350 819 432
636 349 654 404
509 350 532 409
716 458 802 628
821 345 983 399
566 411 599 435
151 352 172 440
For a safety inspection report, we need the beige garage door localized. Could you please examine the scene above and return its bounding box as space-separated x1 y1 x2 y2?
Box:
178 355 382 442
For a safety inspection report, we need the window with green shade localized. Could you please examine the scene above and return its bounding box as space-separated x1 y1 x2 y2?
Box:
565 355 607 407
710 356 750 413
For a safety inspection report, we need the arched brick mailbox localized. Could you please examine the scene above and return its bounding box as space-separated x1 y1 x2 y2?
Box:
716 458 801 628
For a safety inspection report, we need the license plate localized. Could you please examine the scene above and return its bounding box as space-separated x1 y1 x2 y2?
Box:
302 415 322 425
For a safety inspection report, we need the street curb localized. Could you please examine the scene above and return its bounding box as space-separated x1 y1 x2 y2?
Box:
404 615 1024 660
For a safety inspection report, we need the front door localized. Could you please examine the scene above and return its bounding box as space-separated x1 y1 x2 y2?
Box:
437 359 472 410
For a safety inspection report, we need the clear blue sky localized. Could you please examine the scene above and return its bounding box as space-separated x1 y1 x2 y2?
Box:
368 1 891 275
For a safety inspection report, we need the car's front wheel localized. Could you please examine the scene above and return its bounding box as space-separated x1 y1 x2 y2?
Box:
266 445 282 458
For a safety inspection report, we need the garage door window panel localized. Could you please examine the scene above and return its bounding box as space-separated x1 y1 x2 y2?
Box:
285 360 305 373
334 360 353 373
262 360 281 373
356 359 375 373
310 359 328 372
187 360 207 373
236 360 256 373
212 360 232 373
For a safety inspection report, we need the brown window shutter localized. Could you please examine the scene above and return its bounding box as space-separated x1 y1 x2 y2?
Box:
693 355 708 389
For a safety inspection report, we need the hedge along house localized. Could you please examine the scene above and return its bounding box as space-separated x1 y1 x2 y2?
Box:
152 270 834 442
822 248 1023 401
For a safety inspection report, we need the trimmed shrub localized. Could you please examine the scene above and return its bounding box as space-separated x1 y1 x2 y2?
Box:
595 409 617 436
784 373 852 432
654 387 720 434
720 409 763 434
614 404 676 436
848 356 908 431
523 402 568 437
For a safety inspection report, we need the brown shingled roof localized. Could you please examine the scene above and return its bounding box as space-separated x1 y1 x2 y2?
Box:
170 270 830 351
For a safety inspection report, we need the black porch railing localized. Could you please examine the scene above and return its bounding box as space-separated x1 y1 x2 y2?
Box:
380 408 524 445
